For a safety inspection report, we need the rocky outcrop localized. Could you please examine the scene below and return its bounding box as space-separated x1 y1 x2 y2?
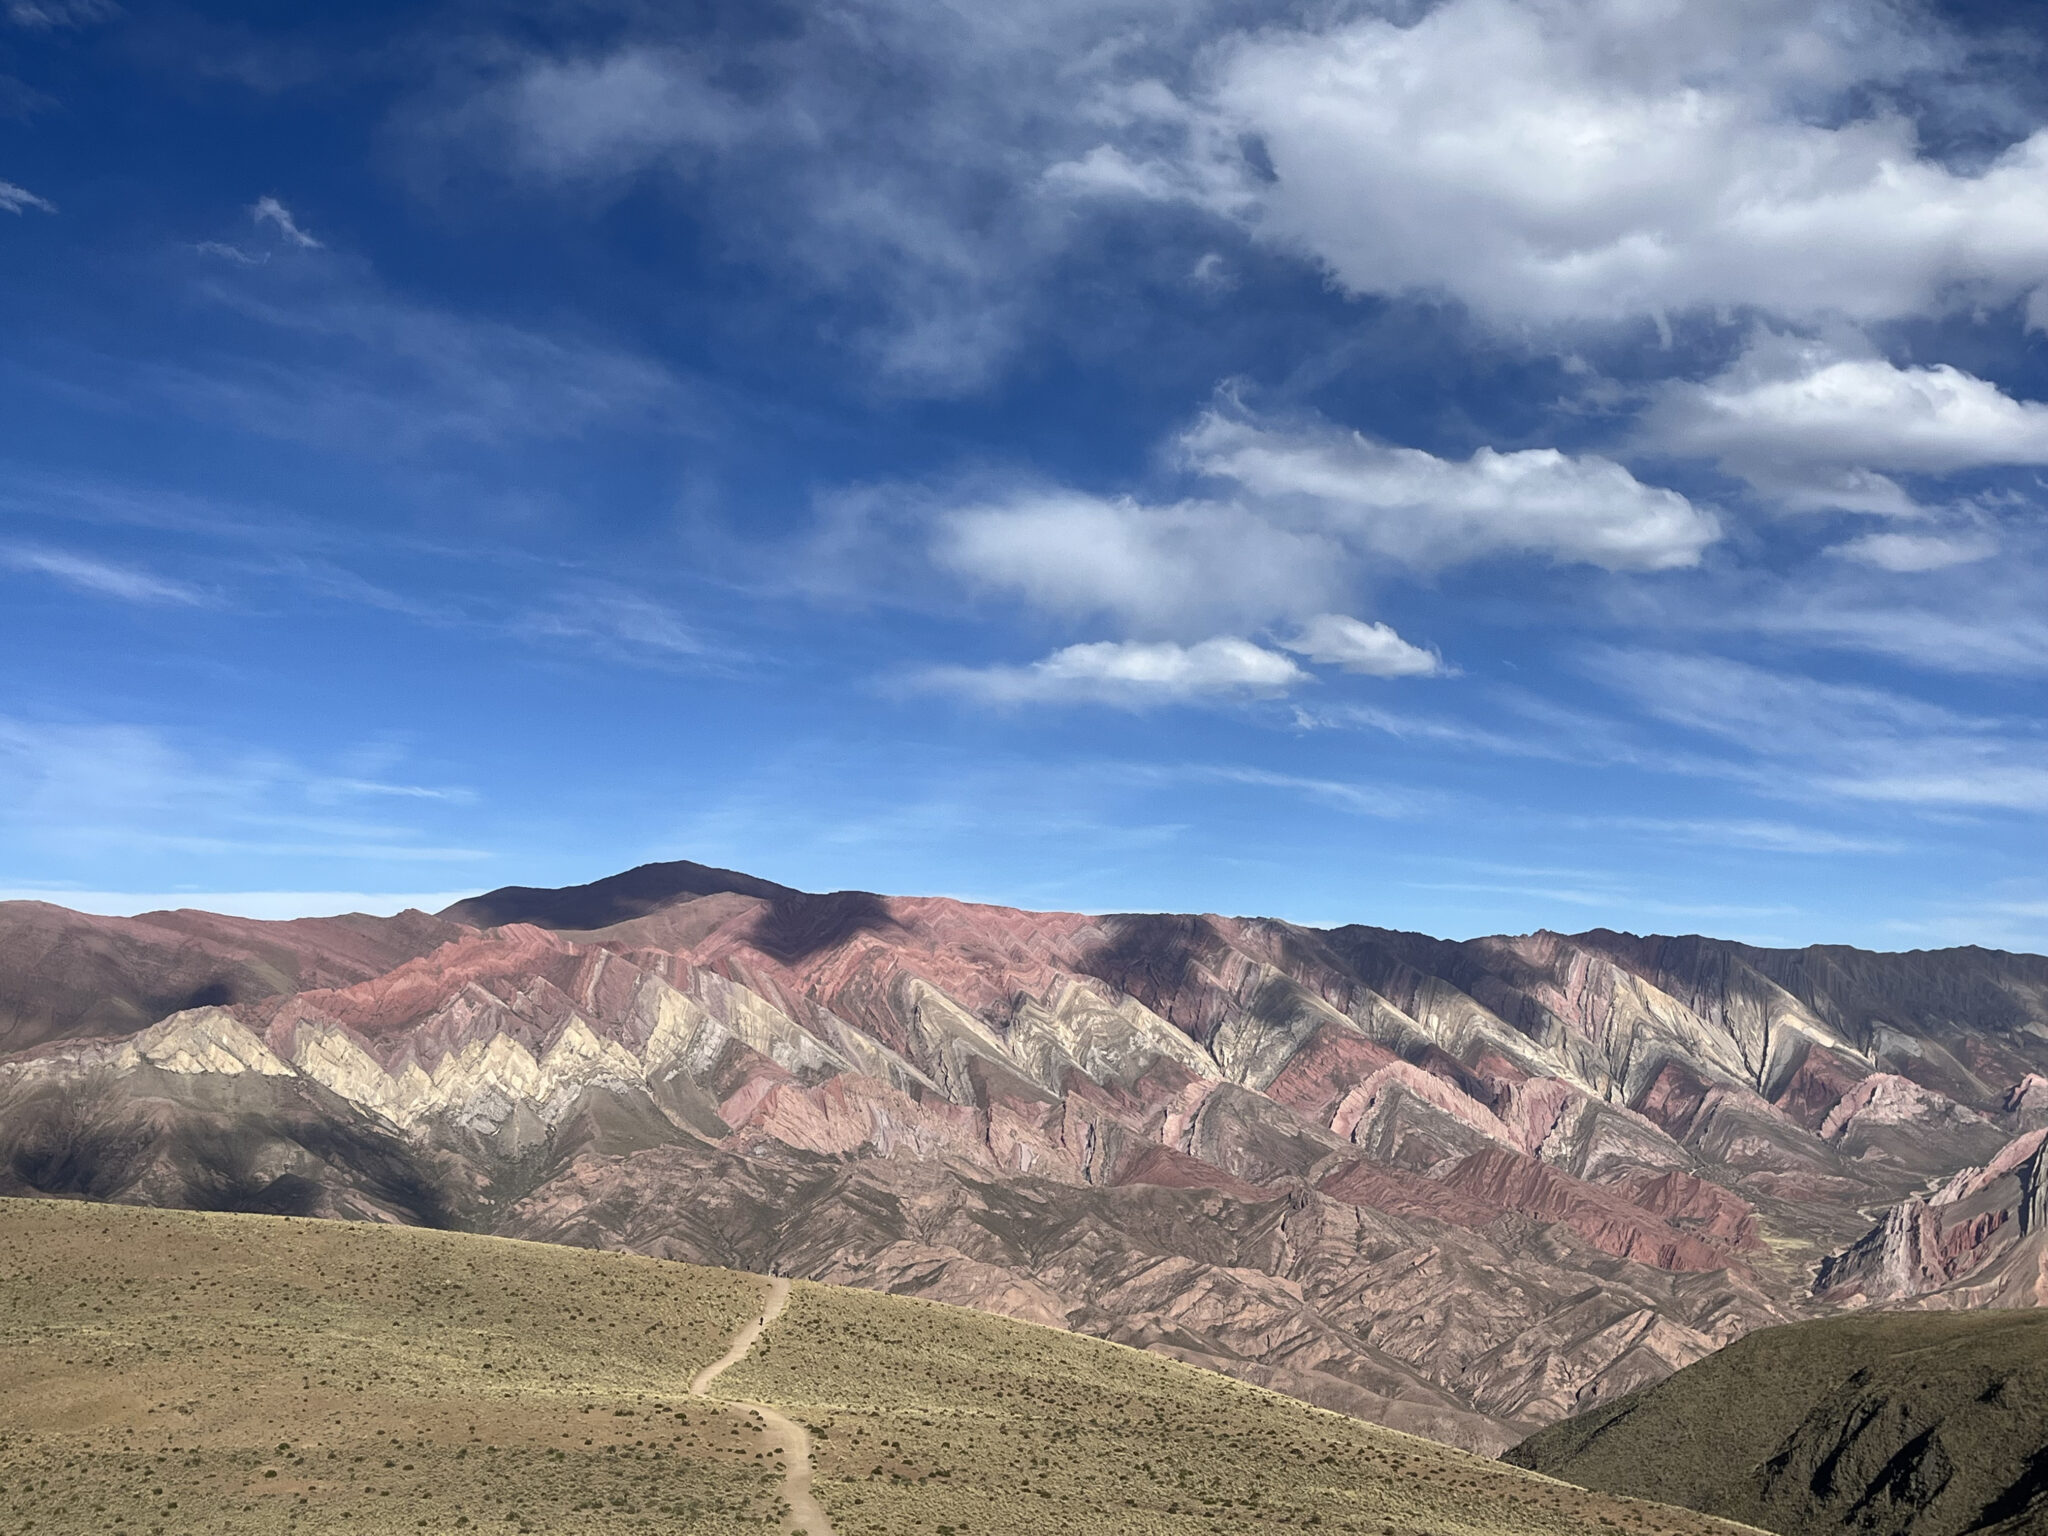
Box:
6 862 2048 1453
1816 1127 2048 1307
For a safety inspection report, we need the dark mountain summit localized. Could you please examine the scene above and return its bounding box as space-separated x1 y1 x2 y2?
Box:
440 858 799 931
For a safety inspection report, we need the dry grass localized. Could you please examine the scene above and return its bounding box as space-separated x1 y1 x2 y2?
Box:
0 1198 1760 1536
717 1274 1761 1536
0 1198 779 1535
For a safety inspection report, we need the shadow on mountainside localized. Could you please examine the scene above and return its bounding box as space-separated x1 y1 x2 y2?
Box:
747 890 902 965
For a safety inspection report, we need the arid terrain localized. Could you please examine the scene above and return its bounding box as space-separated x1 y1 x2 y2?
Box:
5 861 2048 1453
0 1196 1762 1536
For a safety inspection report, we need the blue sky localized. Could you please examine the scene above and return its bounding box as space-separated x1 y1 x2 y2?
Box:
4 0 2048 948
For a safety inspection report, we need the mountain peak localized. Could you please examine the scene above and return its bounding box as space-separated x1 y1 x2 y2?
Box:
439 858 800 931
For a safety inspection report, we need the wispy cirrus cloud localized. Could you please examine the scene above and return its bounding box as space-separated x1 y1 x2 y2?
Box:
1585 649 2048 812
144 201 708 457
0 543 208 604
5 0 117 30
0 178 54 214
517 587 714 667
0 717 491 877
250 195 321 249
1593 816 1904 856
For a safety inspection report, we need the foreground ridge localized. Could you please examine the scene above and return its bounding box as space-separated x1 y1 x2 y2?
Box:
0 1197 1764 1536
1506 1309 2048 1535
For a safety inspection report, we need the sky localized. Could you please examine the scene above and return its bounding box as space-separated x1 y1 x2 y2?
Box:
3 0 2048 949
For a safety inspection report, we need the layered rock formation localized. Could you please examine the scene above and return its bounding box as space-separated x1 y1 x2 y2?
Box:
4 860 2046 1453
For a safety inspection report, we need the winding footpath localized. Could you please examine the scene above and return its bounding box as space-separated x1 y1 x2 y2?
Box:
691 1277 837 1536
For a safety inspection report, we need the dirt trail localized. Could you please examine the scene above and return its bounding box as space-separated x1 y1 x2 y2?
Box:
692 1276 836 1536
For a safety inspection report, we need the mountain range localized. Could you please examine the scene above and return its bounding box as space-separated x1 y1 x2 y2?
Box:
4 859 2047 1454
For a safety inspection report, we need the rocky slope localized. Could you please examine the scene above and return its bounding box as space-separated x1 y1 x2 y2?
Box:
1505 1309 2048 1535
3 860 2046 1453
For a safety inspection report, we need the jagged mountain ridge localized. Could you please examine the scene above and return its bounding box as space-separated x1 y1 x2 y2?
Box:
3 861 2046 1453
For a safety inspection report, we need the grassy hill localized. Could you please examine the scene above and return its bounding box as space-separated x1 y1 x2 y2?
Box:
1505 1310 2048 1536
0 1197 1761 1536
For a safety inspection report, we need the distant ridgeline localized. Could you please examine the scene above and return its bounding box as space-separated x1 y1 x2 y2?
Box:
4 859 2048 1455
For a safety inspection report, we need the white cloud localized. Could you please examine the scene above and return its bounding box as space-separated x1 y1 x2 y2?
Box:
906 397 1711 706
414 0 2048 390
0 544 206 604
1180 406 1719 573
1076 0 2048 330
1281 614 1442 677
251 195 322 249
931 400 1714 639
1642 333 2048 511
1827 530 1999 572
0 178 53 214
933 488 1345 634
923 636 1306 706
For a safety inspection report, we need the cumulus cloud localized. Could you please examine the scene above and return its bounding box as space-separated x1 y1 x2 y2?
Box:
1280 614 1442 677
426 0 2048 383
1180 406 1719 573
933 400 1715 641
933 489 1344 634
905 395 1718 704
252 195 321 249
0 178 53 214
1056 0 2048 330
923 636 1306 707
1642 333 2048 511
